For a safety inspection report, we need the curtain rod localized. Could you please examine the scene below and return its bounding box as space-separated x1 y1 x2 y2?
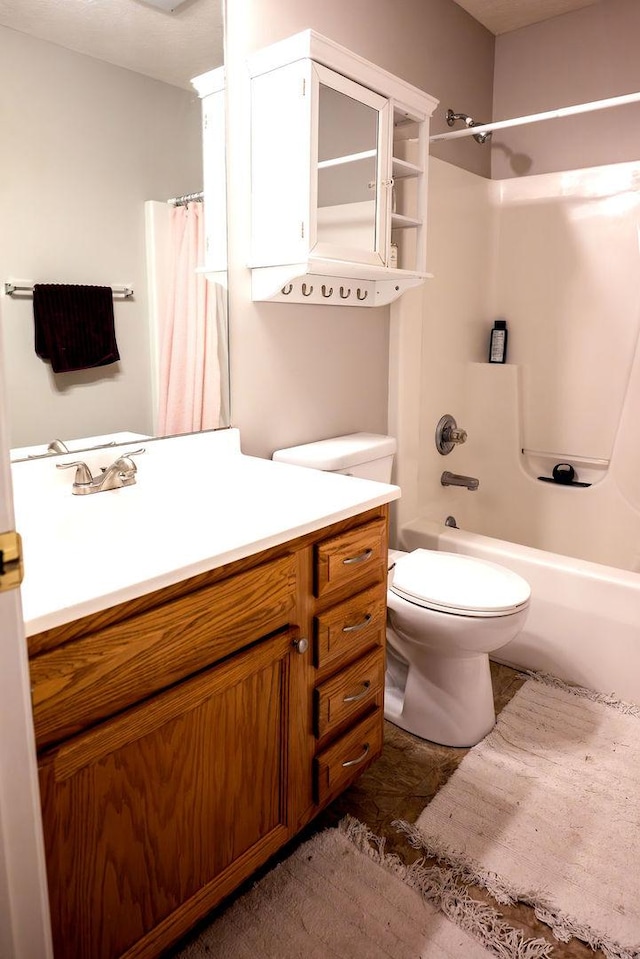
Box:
168 191 203 206
429 90 640 142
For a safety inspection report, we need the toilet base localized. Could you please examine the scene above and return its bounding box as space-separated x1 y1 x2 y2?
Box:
384 649 496 747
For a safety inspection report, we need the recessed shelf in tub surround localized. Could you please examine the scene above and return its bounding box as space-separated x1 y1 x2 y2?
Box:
11 428 400 635
521 448 608 487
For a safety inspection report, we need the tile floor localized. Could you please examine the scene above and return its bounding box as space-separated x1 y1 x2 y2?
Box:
174 662 605 957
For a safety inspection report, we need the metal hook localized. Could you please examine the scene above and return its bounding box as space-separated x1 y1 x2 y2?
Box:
282 284 293 295
321 284 333 298
302 283 313 297
339 286 351 299
356 289 368 301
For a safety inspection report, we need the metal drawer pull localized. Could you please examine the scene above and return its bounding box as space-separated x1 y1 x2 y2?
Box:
342 742 370 768
342 613 372 633
342 548 373 566
343 680 371 703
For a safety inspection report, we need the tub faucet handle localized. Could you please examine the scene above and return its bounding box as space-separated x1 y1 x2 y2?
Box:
436 414 468 455
446 426 467 445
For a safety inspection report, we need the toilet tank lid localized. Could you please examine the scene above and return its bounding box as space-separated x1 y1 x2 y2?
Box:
272 432 396 471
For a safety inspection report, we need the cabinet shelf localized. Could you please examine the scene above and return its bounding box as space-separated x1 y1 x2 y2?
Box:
391 212 422 229
392 156 422 179
251 257 432 307
318 149 376 170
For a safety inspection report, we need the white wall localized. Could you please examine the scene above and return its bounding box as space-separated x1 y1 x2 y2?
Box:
493 0 640 179
0 26 202 448
411 156 640 573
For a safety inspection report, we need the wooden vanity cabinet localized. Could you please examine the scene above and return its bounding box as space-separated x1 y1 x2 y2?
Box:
28 505 389 959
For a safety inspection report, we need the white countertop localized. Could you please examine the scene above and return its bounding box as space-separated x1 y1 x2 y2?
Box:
12 429 400 636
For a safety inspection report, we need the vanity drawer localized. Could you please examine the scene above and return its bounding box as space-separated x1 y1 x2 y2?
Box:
314 584 386 673
30 553 297 749
314 648 384 740
314 518 387 599
314 708 383 806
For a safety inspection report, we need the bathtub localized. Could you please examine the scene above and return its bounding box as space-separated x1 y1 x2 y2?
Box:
400 518 640 707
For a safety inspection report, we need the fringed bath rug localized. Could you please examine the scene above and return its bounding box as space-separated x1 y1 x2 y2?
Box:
176 817 552 958
396 673 640 959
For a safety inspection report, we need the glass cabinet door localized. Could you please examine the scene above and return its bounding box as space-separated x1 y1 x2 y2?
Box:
311 63 390 266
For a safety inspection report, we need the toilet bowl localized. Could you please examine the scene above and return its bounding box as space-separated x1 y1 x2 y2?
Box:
385 548 530 746
272 433 531 749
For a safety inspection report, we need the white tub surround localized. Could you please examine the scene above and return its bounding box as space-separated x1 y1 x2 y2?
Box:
401 518 640 708
12 428 400 635
403 158 640 573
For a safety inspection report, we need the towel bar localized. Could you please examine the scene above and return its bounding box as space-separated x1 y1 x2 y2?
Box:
4 281 134 299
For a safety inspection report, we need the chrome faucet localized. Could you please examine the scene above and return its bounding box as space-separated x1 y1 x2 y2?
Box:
441 470 479 491
57 449 145 495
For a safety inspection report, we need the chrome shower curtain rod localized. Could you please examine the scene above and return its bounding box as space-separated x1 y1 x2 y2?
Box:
429 90 640 142
167 191 204 206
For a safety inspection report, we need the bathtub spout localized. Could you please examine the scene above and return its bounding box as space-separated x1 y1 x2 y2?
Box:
441 471 479 491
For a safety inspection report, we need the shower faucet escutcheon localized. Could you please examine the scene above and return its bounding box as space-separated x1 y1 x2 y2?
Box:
435 414 468 455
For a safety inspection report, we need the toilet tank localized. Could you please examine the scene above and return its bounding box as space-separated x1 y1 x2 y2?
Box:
272 432 396 482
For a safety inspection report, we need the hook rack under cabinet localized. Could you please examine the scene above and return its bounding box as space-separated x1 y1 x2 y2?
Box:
251 267 429 307
279 280 371 304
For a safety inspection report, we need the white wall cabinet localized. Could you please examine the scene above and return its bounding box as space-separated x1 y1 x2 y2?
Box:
247 31 439 308
192 66 227 285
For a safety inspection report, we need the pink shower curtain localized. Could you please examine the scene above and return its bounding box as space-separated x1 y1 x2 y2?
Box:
157 202 221 435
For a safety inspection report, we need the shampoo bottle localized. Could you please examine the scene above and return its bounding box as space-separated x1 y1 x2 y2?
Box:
489 318 508 363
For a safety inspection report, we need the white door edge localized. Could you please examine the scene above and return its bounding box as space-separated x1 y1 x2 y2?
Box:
0 313 53 958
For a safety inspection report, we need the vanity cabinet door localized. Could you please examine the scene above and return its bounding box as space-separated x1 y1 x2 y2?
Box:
38 628 299 959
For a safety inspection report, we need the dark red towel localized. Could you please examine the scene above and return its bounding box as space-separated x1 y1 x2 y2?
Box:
33 283 120 373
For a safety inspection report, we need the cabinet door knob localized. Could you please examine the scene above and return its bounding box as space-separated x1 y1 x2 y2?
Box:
292 637 309 654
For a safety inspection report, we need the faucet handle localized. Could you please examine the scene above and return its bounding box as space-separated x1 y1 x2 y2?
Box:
110 448 145 471
56 461 93 484
47 439 70 454
116 447 145 461
445 426 467 445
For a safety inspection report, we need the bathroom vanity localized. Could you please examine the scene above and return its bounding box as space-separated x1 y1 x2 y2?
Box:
15 429 398 959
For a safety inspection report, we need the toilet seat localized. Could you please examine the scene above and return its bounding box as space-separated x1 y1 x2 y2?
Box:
389 549 531 618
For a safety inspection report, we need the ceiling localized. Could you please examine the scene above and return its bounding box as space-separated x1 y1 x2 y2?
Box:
0 0 223 90
0 0 601 90
452 0 601 35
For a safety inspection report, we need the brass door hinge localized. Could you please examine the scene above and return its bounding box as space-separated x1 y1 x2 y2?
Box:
0 530 23 592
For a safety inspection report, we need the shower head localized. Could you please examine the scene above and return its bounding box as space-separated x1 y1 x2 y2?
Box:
445 108 492 144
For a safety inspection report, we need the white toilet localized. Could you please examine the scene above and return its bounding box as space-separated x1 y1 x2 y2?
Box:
386 548 529 746
272 433 531 748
